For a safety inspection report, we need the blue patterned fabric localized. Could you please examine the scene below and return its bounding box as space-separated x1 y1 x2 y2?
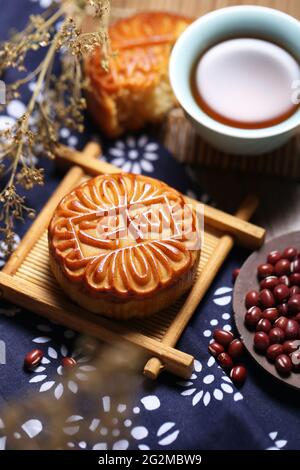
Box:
0 0 299 451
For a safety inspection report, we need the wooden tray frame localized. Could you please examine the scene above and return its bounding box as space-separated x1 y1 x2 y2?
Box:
0 142 265 379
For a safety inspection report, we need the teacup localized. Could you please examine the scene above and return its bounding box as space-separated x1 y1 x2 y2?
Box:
169 6 300 155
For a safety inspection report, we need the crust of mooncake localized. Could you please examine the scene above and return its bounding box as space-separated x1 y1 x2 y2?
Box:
49 249 199 319
48 173 200 319
84 12 191 137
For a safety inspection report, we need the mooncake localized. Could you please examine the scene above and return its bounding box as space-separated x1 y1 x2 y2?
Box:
48 173 200 318
85 12 191 137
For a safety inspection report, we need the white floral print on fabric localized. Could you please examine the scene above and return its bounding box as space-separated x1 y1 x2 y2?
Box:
0 417 43 450
202 287 233 339
178 357 243 407
30 325 96 399
30 0 54 8
59 126 79 149
63 394 179 450
0 234 20 269
106 135 159 174
266 432 288 450
0 99 38 166
0 99 26 132
213 286 233 307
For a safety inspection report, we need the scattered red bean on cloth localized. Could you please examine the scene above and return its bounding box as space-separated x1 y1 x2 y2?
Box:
24 349 44 370
244 246 300 377
232 268 240 283
62 357 77 369
209 329 246 386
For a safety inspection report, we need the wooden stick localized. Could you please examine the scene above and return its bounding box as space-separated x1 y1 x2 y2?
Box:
202 197 265 250
57 142 102 162
56 144 121 175
55 147 265 249
0 272 194 378
3 166 84 276
143 195 259 379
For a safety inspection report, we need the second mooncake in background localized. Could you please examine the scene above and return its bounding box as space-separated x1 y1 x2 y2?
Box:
85 12 191 137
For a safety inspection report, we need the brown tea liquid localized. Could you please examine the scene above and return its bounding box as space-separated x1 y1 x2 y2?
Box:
192 38 300 129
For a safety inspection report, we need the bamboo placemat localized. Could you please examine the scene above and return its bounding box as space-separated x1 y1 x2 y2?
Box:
111 0 300 181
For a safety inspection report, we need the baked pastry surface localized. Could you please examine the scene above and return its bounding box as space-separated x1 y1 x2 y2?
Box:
85 12 191 137
48 173 200 319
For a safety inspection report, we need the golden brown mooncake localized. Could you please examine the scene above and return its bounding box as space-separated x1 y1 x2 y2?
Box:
84 12 191 137
48 173 200 319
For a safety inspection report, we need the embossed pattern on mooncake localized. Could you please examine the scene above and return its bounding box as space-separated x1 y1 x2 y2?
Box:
49 173 200 298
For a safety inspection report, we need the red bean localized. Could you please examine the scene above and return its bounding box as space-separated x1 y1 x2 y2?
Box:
275 354 292 376
257 263 274 279
290 285 300 296
291 259 300 273
282 247 298 261
275 259 291 276
294 312 300 323
269 327 285 344
278 275 290 287
254 332 270 351
262 308 278 323
245 290 260 309
277 304 288 317
282 247 297 261
256 318 272 333
274 316 288 330
273 284 290 303
290 273 300 287
213 329 234 347
62 357 77 369
228 339 244 359
267 250 282 265
245 307 262 329
266 344 284 362
24 349 44 370
287 295 300 314
230 365 247 386
260 276 279 291
260 289 275 309
285 319 299 340
232 268 240 283
208 342 224 358
217 352 233 370
282 340 300 355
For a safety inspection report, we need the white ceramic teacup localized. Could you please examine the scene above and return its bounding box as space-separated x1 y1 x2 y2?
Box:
169 6 300 155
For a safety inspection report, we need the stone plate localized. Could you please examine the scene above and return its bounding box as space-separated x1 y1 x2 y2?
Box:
233 231 300 390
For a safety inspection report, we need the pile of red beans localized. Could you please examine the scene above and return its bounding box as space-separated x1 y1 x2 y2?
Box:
209 329 247 386
244 246 300 377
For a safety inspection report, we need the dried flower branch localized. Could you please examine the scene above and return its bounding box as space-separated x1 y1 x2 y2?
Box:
0 0 110 254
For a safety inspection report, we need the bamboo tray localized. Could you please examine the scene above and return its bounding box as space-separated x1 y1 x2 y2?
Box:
0 142 265 379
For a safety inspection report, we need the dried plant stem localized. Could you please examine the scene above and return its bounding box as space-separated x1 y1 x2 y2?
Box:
0 1 110 253
6 40 58 189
